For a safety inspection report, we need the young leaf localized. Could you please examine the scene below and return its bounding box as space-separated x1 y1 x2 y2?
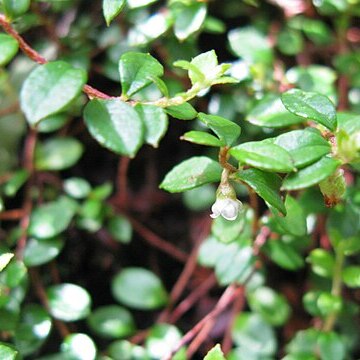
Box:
0 344 18 360
307 249 335 278
234 168 286 215
172 2 207 41
159 156 222 193
3 0 30 19
111 267 168 310
198 112 241 146
165 102 198 120
274 128 330 168
119 52 163 97
103 0 126 26
181 131 223 147
189 50 217 85
229 141 295 173
135 104 168 147
204 344 226 360
20 61 87 126
246 95 304 128
0 34 19 66
281 156 341 191
281 89 337 131
84 99 144 157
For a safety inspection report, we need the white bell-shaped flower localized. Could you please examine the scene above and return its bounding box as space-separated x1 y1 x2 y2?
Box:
210 198 243 221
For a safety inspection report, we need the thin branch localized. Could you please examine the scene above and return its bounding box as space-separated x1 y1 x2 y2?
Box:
0 102 19 117
0 209 24 220
117 157 131 211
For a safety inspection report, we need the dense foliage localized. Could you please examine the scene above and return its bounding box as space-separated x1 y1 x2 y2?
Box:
0 0 359 359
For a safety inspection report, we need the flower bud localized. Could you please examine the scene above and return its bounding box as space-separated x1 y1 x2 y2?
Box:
319 168 346 207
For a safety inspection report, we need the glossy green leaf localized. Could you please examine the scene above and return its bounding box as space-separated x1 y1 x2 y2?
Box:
307 249 335 278
160 156 222 193
61 333 96 360
107 215 132 244
229 141 295 172
234 168 286 215
119 52 163 97
84 98 144 157
317 292 342 316
204 344 226 360
0 34 19 66
248 286 291 326
342 266 360 288
20 61 86 126
318 332 346 360
37 114 68 133
23 237 64 267
274 129 330 168
87 305 135 338
285 329 319 358
46 284 91 321
2 260 27 288
0 253 14 272
29 196 78 239
3 0 30 18
63 177 91 199
272 195 307 237
14 304 52 356
281 156 341 191
108 340 150 360
0 344 17 360
127 0 158 8
181 131 223 147
35 137 84 171
198 112 241 146
172 2 207 41
145 324 182 359
232 313 277 357
246 95 304 128
103 0 126 26
281 89 337 131
135 104 168 147
165 102 198 120
112 267 168 310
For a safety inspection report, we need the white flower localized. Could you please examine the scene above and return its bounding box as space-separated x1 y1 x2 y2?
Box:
210 198 243 221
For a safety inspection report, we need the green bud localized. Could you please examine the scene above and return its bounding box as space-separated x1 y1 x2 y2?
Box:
319 168 346 207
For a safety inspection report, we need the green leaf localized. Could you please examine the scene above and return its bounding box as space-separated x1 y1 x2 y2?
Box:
0 253 14 272
212 210 247 244
3 169 29 197
0 344 18 360
188 50 217 85
246 95 304 128
108 340 150 360
160 156 222 193
307 249 335 278
127 0 158 8
234 168 286 215
204 344 226 360
61 333 97 360
198 236 228 268
35 137 84 171
181 131 223 147
281 89 337 131
111 267 168 310
232 313 277 357
342 266 360 288
172 2 207 41
281 156 341 191
135 104 168 147
46 284 91 321
229 141 295 172
145 324 182 359
285 329 319 358
119 52 163 97
87 305 135 338
228 26 273 65
165 102 198 120
29 196 78 239
84 99 144 157
23 237 64 267
264 239 305 271
3 0 30 18
183 184 216 211
198 112 241 146
277 29 303 56
20 61 87 126
274 129 330 168
317 292 342 316
63 177 91 199
272 195 307 237
2 260 27 287
248 286 291 326
107 215 133 244
0 34 19 66
103 0 126 26
318 332 346 360
37 114 68 133
14 304 52 356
